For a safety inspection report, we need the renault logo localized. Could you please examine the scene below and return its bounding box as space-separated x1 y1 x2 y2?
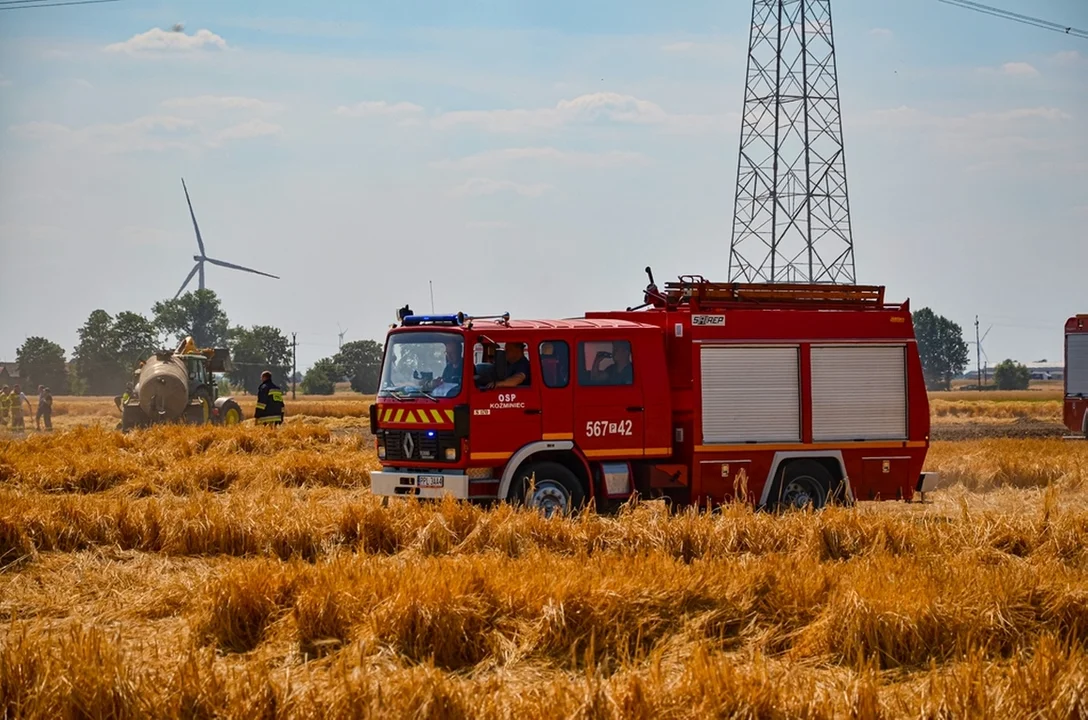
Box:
402 432 415 458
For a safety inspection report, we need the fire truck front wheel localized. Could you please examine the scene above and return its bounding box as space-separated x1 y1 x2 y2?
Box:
508 461 585 517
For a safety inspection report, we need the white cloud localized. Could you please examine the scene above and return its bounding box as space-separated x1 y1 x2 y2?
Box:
432 146 648 170
213 119 283 144
1052 50 1083 66
0 73 11 88
162 95 281 112
10 115 199 153
451 178 553 198
10 113 284 154
1000 62 1039 78
433 92 724 135
335 101 424 119
857 105 1078 169
104 27 227 54
863 105 1071 131
869 28 893 38
72 79 94 90
466 220 514 230
661 41 696 53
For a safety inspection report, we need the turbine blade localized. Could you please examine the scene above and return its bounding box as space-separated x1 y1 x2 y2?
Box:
204 256 279 279
175 263 200 299
181 178 206 258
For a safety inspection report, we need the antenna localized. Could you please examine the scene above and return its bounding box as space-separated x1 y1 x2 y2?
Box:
728 0 856 284
429 280 435 313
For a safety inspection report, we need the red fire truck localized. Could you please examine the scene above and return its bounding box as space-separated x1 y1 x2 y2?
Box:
368 271 939 513
1065 315 1088 439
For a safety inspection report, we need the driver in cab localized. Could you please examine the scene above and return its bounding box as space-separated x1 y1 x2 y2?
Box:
422 339 464 394
483 342 531 389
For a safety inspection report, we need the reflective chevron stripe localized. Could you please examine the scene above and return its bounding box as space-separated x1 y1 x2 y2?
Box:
378 407 456 426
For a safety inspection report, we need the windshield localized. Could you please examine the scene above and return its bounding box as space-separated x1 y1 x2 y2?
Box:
378 331 465 399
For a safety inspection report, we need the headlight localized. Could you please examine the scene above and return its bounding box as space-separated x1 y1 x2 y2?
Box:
378 446 386 459
444 447 457 461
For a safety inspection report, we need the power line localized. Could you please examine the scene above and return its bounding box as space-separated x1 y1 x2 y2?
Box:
0 0 123 9
937 0 1088 40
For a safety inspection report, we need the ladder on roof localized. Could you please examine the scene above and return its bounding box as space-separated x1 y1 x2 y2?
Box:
663 276 888 309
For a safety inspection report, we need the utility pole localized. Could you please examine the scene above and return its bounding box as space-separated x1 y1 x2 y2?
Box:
291 332 297 399
975 316 981 392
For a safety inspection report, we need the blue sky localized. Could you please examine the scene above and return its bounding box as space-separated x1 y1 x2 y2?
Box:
1 0 1085 374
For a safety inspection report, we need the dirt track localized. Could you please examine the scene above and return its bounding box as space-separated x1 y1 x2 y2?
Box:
931 417 1072 441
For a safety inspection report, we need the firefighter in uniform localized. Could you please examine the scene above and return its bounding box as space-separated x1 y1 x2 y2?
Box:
254 371 285 426
0 386 10 428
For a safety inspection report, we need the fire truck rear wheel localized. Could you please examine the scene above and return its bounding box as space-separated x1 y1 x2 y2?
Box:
508 461 585 517
771 460 831 512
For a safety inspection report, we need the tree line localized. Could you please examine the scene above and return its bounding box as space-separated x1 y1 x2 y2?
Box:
912 308 1032 391
11 289 383 397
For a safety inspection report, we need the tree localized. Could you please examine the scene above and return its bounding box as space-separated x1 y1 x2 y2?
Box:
16 337 68 392
994 359 1030 390
302 358 339 395
333 340 383 394
112 311 160 375
912 308 970 390
152 289 230 349
228 325 292 393
73 310 119 395
73 309 160 394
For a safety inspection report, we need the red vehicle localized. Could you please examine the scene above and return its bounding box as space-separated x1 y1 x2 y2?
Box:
1065 315 1088 438
369 271 939 513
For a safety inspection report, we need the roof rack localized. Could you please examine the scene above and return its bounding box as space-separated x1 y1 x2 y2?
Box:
662 276 895 311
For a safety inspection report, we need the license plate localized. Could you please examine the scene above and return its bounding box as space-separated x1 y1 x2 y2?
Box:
417 475 444 488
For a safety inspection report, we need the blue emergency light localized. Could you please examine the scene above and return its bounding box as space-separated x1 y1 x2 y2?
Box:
401 313 464 327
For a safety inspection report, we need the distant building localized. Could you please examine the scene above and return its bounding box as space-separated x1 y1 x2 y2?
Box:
0 362 21 386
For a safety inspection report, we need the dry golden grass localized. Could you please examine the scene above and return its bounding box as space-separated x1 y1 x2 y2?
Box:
3 407 1088 717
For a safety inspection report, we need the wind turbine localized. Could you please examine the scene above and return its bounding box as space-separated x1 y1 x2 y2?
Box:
337 323 349 350
174 178 280 299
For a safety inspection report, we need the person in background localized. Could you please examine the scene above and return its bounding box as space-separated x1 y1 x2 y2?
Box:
10 384 31 432
254 371 285 426
35 385 45 430
40 387 53 431
0 386 10 428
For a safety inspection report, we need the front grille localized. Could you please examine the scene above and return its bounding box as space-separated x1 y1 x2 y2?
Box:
381 429 458 462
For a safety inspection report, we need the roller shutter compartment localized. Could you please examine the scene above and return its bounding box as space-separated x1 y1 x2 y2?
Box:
1067 334 1088 396
811 345 907 441
701 346 800 444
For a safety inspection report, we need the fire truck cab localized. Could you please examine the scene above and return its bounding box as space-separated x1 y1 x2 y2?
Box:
1065 315 1088 438
369 272 939 513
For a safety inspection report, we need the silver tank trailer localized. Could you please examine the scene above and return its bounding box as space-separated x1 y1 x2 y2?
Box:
137 355 191 420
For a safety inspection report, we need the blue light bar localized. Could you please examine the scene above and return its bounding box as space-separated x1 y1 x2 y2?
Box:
401 313 464 326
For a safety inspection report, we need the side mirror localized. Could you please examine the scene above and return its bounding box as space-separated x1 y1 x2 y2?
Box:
369 403 379 432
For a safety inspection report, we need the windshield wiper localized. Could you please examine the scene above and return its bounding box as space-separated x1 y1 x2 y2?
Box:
381 387 439 403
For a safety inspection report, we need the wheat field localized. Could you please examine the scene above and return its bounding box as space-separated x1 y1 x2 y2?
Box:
2 395 1088 718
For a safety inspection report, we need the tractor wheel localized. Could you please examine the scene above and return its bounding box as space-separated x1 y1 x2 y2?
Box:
219 400 243 427
768 460 831 512
507 461 585 518
188 388 213 426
